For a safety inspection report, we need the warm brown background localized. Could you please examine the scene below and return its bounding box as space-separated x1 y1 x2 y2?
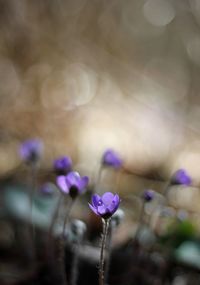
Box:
0 0 200 190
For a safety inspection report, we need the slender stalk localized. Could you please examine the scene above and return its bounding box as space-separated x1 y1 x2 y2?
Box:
47 193 63 260
94 166 103 194
56 197 75 285
135 200 145 240
57 236 68 285
30 163 38 238
162 182 170 198
104 224 113 284
26 163 38 266
70 240 81 285
48 193 63 239
62 198 74 239
152 181 171 233
99 218 110 285
115 169 123 193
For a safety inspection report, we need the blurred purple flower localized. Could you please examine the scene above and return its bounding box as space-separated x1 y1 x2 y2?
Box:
102 149 122 169
143 189 154 202
19 139 43 163
54 156 72 175
89 192 120 219
171 169 192 186
40 183 54 196
57 171 89 199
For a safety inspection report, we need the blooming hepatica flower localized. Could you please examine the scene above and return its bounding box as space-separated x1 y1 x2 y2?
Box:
102 149 122 169
89 192 120 219
57 171 89 199
54 156 72 175
20 139 43 163
171 169 192 186
143 189 154 202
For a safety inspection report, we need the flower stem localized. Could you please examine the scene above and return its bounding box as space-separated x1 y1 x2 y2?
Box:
47 193 63 260
104 224 113 284
56 198 75 285
162 182 170 198
30 163 38 238
94 166 103 194
48 194 63 238
135 200 145 240
99 218 110 285
62 198 74 239
26 163 37 265
70 240 81 285
57 198 75 285
57 236 68 285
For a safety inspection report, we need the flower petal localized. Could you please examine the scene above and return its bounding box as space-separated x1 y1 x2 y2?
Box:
102 149 122 168
88 203 98 215
92 194 101 207
54 156 72 172
66 171 81 188
102 192 115 206
79 176 89 191
97 204 107 216
56 176 69 194
107 194 120 212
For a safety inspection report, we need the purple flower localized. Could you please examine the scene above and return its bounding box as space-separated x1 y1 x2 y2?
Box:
171 169 192 186
57 171 89 199
40 183 54 196
19 139 43 163
143 189 154 202
54 156 72 175
89 192 120 219
102 149 122 169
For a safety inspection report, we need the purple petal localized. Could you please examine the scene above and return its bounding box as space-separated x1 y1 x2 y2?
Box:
143 190 154 202
40 183 54 196
92 194 101 207
88 203 99 215
107 194 120 213
79 176 89 190
56 176 69 194
97 204 107 216
112 194 120 205
172 169 192 186
66 171 81 188
20 139 43 161
102 192 115 206
54 156 72 172
102 149 122 168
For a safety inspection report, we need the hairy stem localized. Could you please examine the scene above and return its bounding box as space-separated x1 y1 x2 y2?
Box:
70 240 81 285
48 194 63 238
57 197 75 285
94 166 103 194
47 193 63 260
104 224 113 284
62 198 74 239
30 163 37 237
99 218 110 285
135 200 145 240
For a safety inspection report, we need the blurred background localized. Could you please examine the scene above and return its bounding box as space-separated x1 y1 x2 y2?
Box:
1 1 200 284
0 0 200 180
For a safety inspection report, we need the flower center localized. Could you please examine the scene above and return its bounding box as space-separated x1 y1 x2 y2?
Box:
69 185 78 199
